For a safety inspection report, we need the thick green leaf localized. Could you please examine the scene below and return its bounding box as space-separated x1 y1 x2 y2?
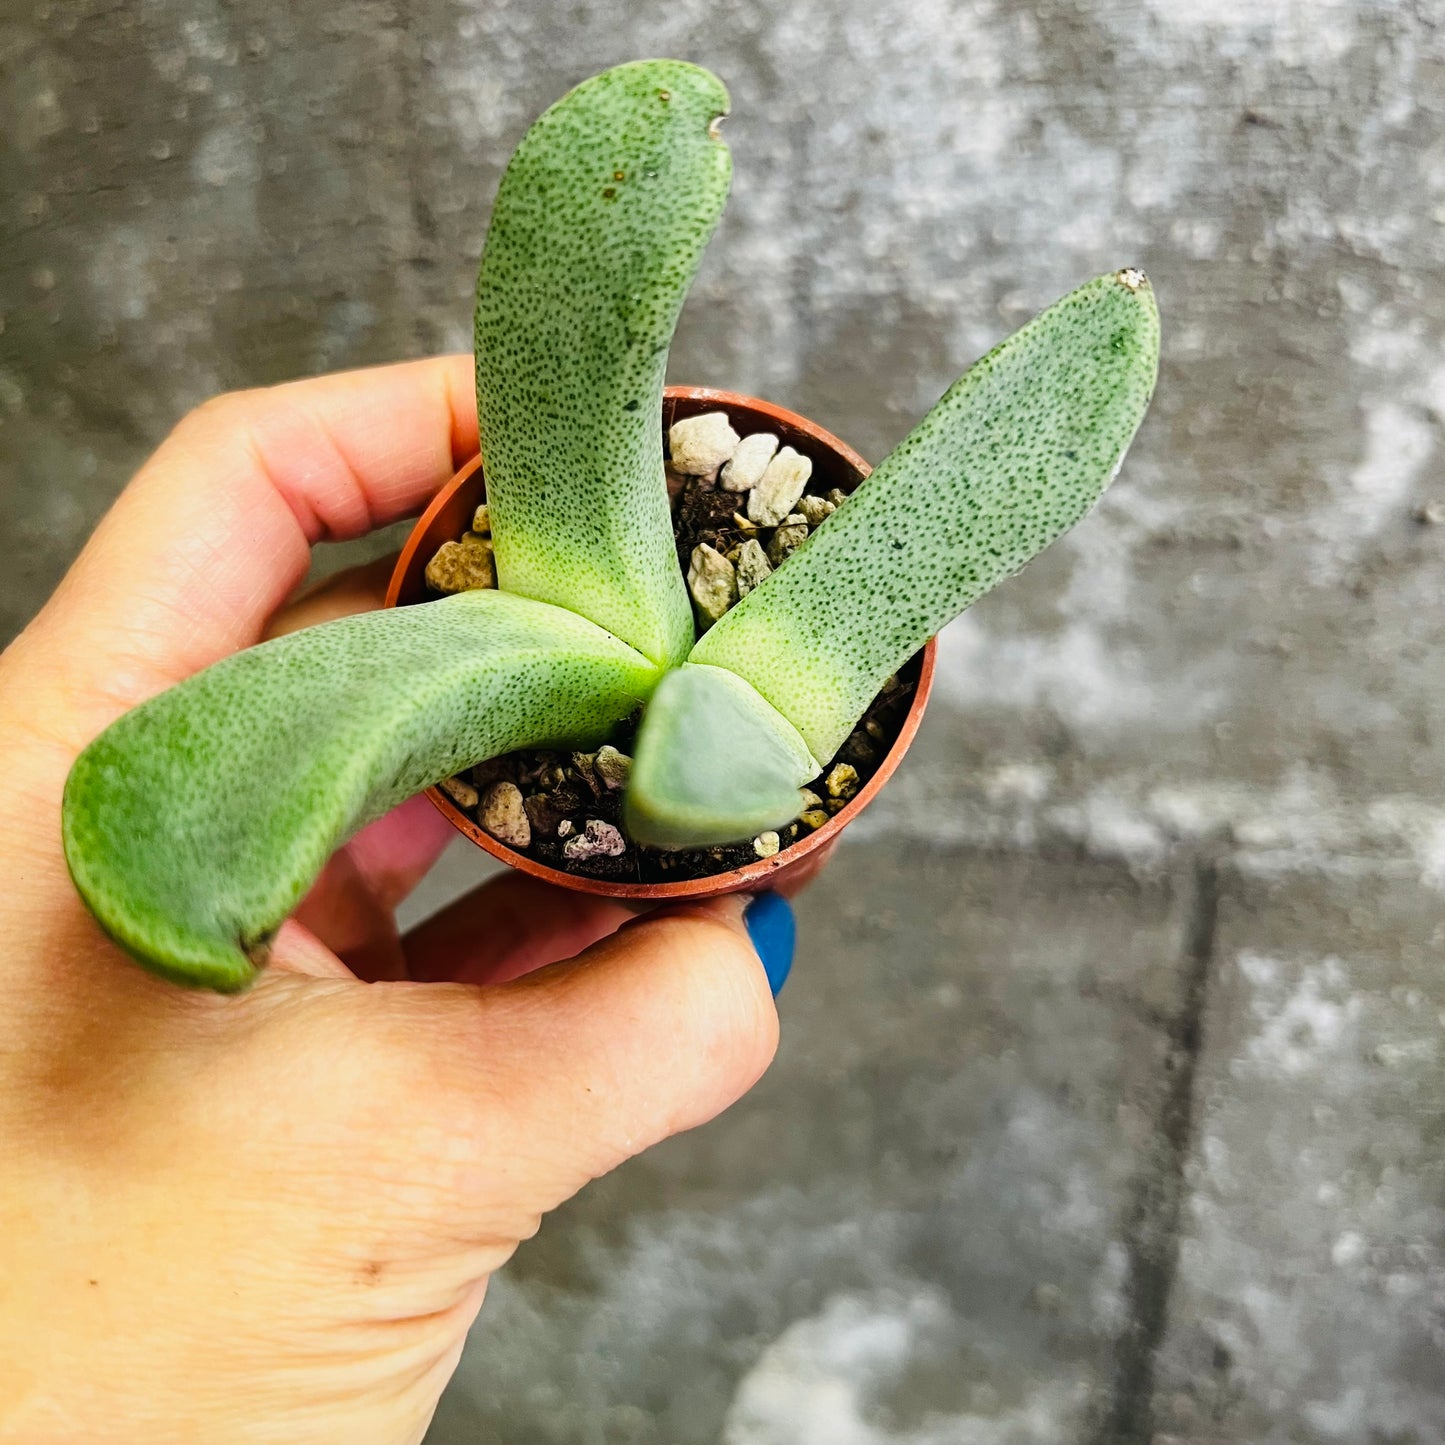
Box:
690 270 1161 761
62 592 659 991
475 59 731 668
624 664 818 850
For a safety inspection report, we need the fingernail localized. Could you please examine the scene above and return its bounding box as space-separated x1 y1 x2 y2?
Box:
744 892 795 997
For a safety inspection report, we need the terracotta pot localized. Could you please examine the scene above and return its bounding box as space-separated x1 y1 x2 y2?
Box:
385 386 937 900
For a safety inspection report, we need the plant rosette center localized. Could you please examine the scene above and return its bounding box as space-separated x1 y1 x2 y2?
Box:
416 401 922 885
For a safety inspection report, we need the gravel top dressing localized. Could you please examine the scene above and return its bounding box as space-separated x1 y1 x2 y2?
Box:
424 408 919 882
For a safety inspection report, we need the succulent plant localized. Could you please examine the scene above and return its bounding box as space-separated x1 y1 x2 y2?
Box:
61 59 1160 992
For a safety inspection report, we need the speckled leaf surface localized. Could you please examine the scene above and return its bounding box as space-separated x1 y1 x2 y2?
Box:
475 60 731 668
62 592 659 991
624 663 818 849
690 271 1161 762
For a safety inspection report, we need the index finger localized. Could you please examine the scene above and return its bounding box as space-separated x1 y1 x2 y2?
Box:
14 355 477 748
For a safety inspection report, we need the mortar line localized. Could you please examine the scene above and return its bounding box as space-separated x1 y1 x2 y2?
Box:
1087 852 1222 1445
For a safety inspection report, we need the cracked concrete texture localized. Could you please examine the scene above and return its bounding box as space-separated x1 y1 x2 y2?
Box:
2 0 1443 1440
1150 868 1445 1444
429 842 1198 1444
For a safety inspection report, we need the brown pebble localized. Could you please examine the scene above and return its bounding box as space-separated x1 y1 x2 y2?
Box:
824 763 860 801
766 514 809 566
838 731 879 767
570 751 602 794
799 809 830 831
798 494 836 527
825 488 849 508
523 792 569 839
594 745 632 790
425 534 495 593
478 781 530 849
472 756 517 789
471 503 491 535
517 755 552 787
665 463 688 511
438 775 478 809
687 543 738 626
735 538 774 597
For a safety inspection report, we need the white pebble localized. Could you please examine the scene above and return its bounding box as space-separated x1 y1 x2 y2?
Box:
564 818 627 861
669 411 739 476
720 431 779 492
752 831 781 858
747 446 812 526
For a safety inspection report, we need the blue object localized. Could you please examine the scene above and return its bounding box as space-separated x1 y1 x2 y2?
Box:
744 892 795 997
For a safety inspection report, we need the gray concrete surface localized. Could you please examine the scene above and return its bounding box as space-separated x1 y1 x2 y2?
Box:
4 0 1444 1439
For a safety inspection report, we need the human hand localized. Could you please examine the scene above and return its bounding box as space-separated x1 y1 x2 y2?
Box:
0 359 791 1444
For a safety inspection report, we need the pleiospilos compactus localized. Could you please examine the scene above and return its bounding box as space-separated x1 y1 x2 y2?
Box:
61 60 1159 991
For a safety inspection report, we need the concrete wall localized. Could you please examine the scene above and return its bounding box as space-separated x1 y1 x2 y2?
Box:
4 1 1443 1440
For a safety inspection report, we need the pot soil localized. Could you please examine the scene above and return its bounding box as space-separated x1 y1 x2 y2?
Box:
386 387 936 899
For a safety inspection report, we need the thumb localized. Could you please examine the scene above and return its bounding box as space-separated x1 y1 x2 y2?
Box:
424 896 785 1222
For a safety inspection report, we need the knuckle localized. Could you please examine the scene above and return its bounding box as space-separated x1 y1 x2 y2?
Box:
175 387 256 442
